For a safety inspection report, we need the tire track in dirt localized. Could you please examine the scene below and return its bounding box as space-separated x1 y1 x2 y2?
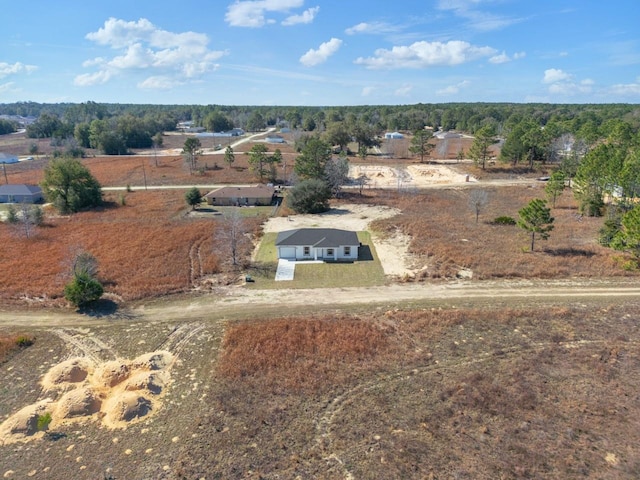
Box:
156 322 206 357
51 328 117 363
312 338 640 478
188 236 207 287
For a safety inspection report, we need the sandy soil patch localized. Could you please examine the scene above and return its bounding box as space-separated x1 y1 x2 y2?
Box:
262 204 419 277
351 164 475 189
0 351 175 445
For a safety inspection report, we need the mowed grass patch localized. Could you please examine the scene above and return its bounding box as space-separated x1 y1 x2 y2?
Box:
248 231 386 288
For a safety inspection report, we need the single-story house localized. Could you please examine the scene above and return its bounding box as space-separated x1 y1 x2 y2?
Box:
204 184 275 206
0 153 19 164
266 135 286 144
385 131 404 139
275 228 360 261
0 184 44 203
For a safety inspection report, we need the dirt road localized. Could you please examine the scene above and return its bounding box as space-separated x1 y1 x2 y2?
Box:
2 278 639 328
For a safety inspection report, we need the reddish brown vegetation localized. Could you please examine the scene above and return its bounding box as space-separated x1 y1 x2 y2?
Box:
218 316 391 393
0 334 33 363
0 190 261 303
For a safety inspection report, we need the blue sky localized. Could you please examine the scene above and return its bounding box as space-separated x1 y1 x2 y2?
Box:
1 0 639 105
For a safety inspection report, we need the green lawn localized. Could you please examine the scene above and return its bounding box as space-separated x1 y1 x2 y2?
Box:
247 231 387 289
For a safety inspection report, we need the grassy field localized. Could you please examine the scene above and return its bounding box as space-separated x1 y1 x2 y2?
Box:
248 231 387 288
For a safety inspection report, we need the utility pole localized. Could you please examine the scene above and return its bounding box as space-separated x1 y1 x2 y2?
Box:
141 160 147 190
2 163 7 184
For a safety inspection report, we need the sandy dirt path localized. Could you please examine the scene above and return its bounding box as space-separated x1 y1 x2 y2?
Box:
1 279 640 328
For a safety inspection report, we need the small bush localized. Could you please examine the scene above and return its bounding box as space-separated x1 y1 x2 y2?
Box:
493 215 516 225
37 412 52 432
15 335 34 347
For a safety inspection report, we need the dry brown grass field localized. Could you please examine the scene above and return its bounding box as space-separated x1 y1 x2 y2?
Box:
0 190 262 304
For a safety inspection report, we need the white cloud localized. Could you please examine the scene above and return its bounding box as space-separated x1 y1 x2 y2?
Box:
76 18 227 89
345 21 398 35
361 86 375 96
355 40 496 69
542 69 593 96
395 84 413 97
543 68 572 84
282 6 319 26
437 80 471 96
138 76 182 89
225 0 305 27
609 82 640 96
489 51 526 64
436 0 523 32
0 62 38 79
300 38 342 67
0 82 16 93
73 70 112 87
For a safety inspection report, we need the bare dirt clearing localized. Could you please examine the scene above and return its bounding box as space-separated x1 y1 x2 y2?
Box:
351 163 476 189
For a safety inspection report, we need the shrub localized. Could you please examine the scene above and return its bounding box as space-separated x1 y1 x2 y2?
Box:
64 273 104 307
37 412 52 432
15 335 34 347
493 215 516 225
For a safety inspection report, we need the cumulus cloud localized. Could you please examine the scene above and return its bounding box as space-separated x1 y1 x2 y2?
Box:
75 18 227 89
226 0 318 27
282 6 319 26
355 40 496 69
489 51 525 64
437 80 471 96
300 38 342 67
543 68 572 84
542 68 593 96
0 62 38 79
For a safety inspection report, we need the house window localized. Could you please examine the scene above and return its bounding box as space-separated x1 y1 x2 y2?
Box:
327 248 334 256
344 246 351 256
303 246 310 256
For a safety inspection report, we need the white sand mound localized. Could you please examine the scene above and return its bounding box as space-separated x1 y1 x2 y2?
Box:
54 387 102 419
3 349 176 441
132 351 174 371
42 358 90 389
124 371 168 395
0 400 52 442
104 392 153 424
94 360 131 387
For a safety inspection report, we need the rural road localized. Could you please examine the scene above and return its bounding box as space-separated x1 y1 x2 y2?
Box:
1 278 639 328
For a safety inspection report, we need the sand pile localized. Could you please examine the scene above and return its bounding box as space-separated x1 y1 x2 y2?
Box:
0 351 175 444
54 387 102 419
42 358 91 388
0 400 53 443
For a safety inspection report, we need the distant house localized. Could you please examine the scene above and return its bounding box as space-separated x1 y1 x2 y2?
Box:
0 184 43 203
204 184 275 207
266 135 286 144
275 228 360 261
0 153 19 164
385 132 404 139
434 130 462 140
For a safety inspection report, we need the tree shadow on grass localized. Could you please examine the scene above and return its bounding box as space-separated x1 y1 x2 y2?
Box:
544 247 595 257
78 299 137 320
